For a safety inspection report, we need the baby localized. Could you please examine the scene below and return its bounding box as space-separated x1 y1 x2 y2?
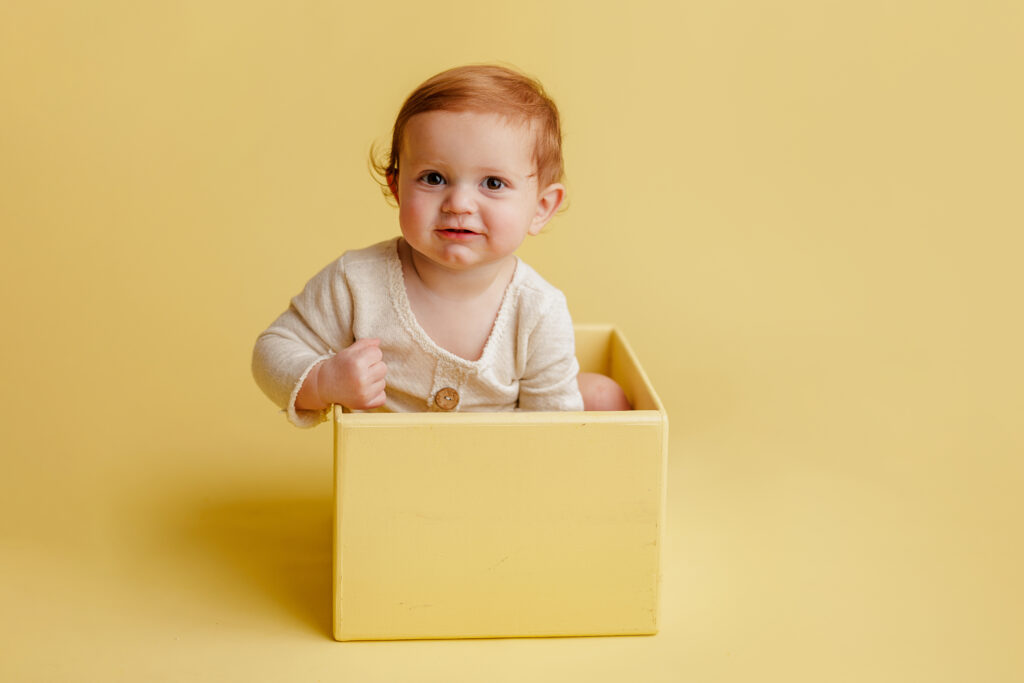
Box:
252 65 629 427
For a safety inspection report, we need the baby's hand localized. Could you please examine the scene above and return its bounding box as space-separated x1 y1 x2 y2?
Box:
310 338 388 410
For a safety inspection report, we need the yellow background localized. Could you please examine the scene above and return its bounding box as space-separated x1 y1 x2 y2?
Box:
2 1 1021 680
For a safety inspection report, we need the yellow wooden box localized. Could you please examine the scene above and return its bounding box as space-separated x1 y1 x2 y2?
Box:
332 324 668 641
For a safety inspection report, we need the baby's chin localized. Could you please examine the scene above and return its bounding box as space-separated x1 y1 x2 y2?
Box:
424 243 514 271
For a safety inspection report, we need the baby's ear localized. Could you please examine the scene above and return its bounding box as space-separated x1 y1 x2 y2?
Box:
386 173 399 203
529 183 566 235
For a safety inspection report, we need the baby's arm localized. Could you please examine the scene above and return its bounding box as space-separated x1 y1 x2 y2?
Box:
517 293 585 412
253 256 386 426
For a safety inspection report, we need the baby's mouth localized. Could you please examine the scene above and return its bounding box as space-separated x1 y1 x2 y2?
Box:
437 227 480 237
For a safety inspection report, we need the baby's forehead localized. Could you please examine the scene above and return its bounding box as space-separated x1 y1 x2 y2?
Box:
401 110 540 170
404 108 540 143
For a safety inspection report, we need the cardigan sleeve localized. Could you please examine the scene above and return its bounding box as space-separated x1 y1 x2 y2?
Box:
516 291 584 412
252 256 355 427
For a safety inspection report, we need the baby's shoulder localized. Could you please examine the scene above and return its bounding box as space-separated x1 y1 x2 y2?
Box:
502 260 574 349
511 259 568 310
338 238 398 270
504 260 572 339
301 239 397 296
315 238 398 286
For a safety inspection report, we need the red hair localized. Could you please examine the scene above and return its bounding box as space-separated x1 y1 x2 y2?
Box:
373 65 564 198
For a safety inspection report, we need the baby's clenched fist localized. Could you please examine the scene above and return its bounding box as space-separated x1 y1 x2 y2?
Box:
298 338 388 411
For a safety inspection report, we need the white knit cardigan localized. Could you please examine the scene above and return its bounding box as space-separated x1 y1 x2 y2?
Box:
252 238 584 427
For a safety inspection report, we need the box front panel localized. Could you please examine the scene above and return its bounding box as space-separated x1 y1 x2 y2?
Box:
335 419 664 640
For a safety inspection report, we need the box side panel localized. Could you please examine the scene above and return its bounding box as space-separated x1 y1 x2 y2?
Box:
609 331 664 413
335 419 664 640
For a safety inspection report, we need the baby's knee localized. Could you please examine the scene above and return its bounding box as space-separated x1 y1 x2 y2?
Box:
578 372 632 411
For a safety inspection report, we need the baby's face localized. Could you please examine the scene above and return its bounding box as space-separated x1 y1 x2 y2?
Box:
394 110 559 273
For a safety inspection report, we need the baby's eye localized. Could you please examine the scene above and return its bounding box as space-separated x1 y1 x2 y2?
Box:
421 172 445 186
483 177 505 191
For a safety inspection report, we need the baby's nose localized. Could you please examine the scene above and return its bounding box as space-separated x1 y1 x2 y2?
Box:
442 184 475 213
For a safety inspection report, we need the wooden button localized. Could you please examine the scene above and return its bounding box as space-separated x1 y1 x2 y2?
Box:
435 387 460 411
